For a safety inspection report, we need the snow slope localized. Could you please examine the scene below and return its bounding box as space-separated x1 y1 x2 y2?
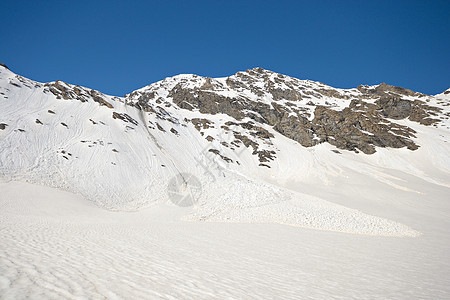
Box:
1 180 449 299
0 64 449 237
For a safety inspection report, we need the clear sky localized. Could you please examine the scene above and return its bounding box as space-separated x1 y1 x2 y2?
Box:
1 0 448 96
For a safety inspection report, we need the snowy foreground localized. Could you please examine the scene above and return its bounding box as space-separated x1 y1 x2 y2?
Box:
1 180 449 299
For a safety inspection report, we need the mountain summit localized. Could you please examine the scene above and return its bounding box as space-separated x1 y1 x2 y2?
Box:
1 64 449 236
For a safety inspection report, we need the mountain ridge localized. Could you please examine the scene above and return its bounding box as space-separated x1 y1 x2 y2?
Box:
3 63 447 155
0 63 449 236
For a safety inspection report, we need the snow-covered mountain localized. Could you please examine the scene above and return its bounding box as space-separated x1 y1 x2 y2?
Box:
1 63 449 236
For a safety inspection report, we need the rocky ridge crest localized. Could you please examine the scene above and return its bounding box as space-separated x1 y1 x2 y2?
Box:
2 64 448 168
127 67 447 158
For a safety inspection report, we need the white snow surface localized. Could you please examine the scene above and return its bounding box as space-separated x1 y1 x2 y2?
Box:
1 180 449 299
1 65 450 297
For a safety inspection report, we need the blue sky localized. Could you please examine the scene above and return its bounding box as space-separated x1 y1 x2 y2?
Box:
1 0 448 96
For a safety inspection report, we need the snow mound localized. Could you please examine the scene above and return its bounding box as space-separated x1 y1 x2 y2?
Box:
185 176 421 237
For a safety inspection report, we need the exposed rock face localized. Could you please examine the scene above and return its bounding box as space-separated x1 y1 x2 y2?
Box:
168 85 246 120
357 82 419 98
312 105 418 154
128 68 447 156
112 112 138 126
374 96 440 125
191 118 213 133
208 149 233 163
44 80 115 108
90 89 114 108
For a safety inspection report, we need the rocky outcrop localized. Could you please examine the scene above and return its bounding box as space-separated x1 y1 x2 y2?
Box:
208 149 233 163
112 112 138 125
312 105 418 154
126 68 446 157
375 96 441 125
89 89 114 108
45 81 114 108
164 86 428 153
45 81 79 101
357 82 423 100
191 118 213 132
168 84 246 120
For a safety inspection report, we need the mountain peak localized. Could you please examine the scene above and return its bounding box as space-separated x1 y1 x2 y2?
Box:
0 65 449 235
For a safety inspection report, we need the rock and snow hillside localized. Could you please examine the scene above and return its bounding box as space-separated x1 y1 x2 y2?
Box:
1 63 449 236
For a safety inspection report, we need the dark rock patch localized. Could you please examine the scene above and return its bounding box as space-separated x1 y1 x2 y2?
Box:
0 62 10 70
208 149 233 163
9 81 21 88
120 69 445 156
156 123 166 132
191 118 213 131
90 90 113 108
112 112 138 125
